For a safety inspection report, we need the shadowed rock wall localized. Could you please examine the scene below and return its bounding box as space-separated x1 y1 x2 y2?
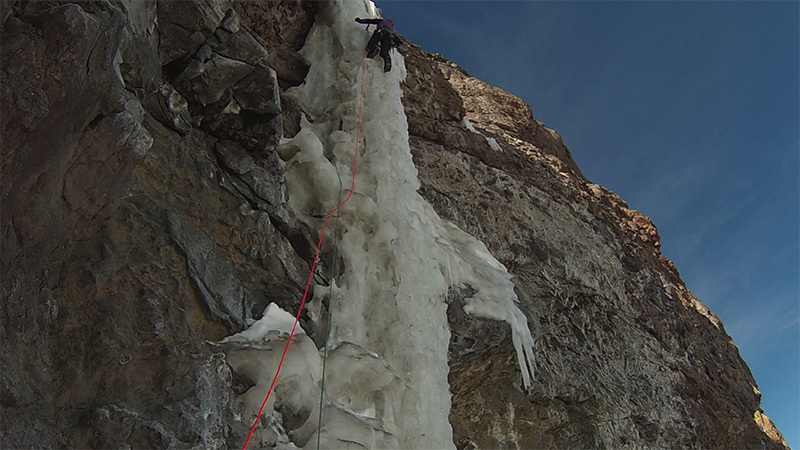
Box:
1 0 316 446
0 0 787 448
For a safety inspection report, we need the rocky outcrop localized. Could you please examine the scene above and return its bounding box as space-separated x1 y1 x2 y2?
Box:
1 0 311 447
233 0 318 90
400 42 787 449
0 1 787 449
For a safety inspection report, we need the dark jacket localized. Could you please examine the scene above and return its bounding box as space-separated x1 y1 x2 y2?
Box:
356 17 402 72
355 17 394 31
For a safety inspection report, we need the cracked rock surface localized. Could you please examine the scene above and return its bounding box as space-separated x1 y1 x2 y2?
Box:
0 1 788 449
1 1 309 447
400 41 787 449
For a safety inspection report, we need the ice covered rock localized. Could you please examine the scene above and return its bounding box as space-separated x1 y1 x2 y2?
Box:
225 1 536 448
2 0 785 449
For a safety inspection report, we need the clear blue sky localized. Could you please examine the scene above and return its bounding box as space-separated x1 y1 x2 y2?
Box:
377 1 799 446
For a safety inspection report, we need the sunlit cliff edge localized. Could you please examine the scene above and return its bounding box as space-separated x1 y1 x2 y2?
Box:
0 0 788 448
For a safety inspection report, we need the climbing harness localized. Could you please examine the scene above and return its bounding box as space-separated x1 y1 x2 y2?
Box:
242 55 369 450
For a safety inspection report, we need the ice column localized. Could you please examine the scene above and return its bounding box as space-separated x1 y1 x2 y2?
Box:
224 0 536 448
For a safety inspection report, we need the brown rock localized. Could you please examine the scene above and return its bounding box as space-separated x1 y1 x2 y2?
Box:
401 37 787 450
1 2 307 447
234 0 319 89
0 1 788 449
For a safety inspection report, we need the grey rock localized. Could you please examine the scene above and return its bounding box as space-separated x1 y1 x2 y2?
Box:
217 141 257 175
402 42 788 449
181 59 206 80
202 95 283 153
1 2 787 450
168 211 246 328
219 8 240 33
117 0 160 94
116 98 154 156
211 25 268 66
195 43 213 62
60 95 152 227
1 1 17 27
0 3 153 448
157 21 204 67
234 1 318 88
55 353 234 449
214 26 233 44
156 0 231 65
446 286 509 362
215 140 285 211
160 83 193 133
156 2 275 153
1 1 302 447
172 353 234 447
178 53 253 106
233 65 281 115
0 353 33 408
147 83 193 134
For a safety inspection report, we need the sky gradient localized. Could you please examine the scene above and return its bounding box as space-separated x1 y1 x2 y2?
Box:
377 1 800 446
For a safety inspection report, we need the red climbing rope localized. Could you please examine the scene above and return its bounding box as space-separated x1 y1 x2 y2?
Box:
242 56 368 450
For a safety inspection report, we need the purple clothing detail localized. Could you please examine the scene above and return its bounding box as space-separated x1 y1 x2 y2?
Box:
378 19 394 31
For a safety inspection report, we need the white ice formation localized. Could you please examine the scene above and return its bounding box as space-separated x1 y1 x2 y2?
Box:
460 116 503 152
222 1 536 448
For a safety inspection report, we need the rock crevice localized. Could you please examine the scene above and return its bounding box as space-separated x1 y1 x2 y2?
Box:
0 1 787 449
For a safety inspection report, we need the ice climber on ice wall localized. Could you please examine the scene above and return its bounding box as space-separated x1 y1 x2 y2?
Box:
227 1 537 448
355 17 403 72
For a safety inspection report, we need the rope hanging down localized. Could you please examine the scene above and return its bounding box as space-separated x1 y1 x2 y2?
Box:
242 55 369 450
316 138 344 447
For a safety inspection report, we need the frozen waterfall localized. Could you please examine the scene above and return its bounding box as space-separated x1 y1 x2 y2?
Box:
221 1 536 448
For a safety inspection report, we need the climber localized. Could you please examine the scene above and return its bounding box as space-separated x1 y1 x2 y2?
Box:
355 17 403 72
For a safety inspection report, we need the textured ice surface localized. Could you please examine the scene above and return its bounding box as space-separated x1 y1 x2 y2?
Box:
221 303 307 345
224 1 536 448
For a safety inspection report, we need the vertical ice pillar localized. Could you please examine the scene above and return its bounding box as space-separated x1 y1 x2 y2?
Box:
226 0 536 448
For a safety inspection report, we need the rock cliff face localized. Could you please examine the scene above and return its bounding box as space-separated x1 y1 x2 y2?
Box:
0 0 787 449
400 43 787 449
